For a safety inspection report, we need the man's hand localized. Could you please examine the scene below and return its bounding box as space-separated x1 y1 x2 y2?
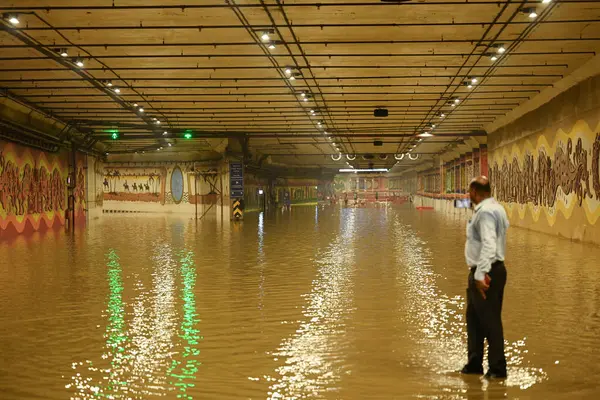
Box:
475 274 491 299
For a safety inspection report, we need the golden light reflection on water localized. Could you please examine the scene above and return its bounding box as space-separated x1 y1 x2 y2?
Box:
392 219 547 397
3 207 600 399
263 211 357 399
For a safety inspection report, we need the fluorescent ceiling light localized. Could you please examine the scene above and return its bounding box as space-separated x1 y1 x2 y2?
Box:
338 168 388 173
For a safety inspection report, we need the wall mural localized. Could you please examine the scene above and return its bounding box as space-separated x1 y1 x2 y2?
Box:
103 167 166 204
0 140 86 237
489 120 600 226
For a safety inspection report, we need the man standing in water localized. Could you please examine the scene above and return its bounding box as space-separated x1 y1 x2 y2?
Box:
461 176 509 379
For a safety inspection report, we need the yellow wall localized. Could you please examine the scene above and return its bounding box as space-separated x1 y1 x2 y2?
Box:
488 75 600 244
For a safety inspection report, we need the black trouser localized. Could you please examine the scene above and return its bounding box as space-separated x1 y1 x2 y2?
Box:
466 261 507 373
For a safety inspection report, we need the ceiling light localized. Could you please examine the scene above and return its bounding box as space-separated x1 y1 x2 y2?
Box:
339 168 388 173
491 55 498 62
285 68 292 75
54 48 69 57
74 58 84 67
496 44 506 54
430 124 436 128
521 7 538 19
310 109 315 114
454 98 460 103
4 14 20 25
439 113 445 118
468 84 473 89
542 0 551 3
268 42 276 50
301 92 306 97
156 120 161 124
168 143 172 147
163 131 168 135
303 97 308 102
133 103 138 107
261 32 270 42
138 107 144 113
114 88 121 93
289 75 296 81
418 132 434 138
471 77 478 84
451 103 456 107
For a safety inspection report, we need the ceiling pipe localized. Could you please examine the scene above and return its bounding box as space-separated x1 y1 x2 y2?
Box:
14 20 600 31
3 37 600 49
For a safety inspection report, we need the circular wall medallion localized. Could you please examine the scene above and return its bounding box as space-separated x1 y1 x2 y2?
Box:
171 166 184 204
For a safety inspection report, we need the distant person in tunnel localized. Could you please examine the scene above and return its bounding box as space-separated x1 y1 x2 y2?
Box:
461 176 510 380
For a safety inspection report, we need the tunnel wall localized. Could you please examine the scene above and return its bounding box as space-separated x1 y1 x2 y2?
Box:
0 139 87 239
101 161 227 214
487 74 600 244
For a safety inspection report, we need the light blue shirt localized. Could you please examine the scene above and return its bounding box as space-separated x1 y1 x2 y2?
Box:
465 197 509 281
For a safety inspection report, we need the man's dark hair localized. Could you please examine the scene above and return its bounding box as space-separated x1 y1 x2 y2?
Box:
469 179 491 195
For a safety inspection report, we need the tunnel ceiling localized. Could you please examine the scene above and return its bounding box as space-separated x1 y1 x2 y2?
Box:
1 0 600 169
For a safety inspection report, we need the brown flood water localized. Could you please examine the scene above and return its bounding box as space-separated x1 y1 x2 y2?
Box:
1 204 600 399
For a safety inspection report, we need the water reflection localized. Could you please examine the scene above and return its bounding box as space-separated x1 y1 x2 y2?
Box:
66 244 201 399
168 251 201 399
265 210 357 399
392 218 546 397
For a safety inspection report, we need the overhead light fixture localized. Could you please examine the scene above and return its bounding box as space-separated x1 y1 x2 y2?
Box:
496 44 506 54
133 103 138 107
439 113 445 118
542 0 551 3
4 13 20 25
54 48 69 57
163 131 168 135
114 88 121 93
339 168 388 173
310 109 316 115
168 143 172 147
471 77 478 84
74 58 84 67
285 68 292 75
138 107 144 113
156 120 161 124
268 42 276 50
303 97 309 102
521 7 538 19
430 123 436 128
300 92 306 98
454 98 460 104
418 132 434 138
261 32 270 42
464 81 473 89
289 75 296 81
490 54 498 62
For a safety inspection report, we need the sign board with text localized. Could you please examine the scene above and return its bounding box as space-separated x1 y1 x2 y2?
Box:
230 161 244 198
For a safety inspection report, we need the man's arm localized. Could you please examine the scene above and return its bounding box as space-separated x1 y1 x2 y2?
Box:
475 211 498 282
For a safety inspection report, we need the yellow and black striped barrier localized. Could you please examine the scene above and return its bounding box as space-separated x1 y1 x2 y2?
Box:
232 199 243 220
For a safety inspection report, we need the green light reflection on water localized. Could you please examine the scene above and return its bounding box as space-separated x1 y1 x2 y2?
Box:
168 250 202 400
101 248 130 397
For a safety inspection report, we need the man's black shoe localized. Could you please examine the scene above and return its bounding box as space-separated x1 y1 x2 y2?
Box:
460 364 484 375
483 370 507 379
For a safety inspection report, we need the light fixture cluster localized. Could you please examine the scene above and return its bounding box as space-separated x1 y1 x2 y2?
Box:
257 28 277 51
